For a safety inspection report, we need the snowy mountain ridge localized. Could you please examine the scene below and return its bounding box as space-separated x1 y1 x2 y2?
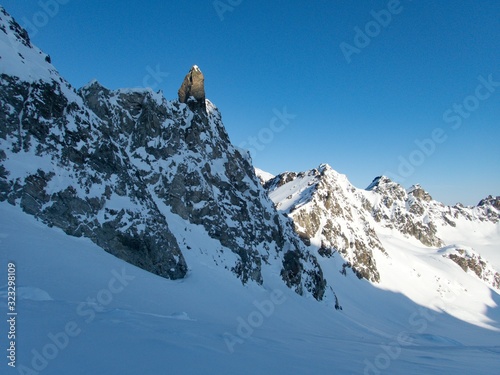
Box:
264 164 500 292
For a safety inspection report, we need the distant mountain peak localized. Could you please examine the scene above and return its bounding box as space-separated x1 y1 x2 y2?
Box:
366 175 393 191
407 184 433 202
318 163 332 172
254 168 275 185
478 195 500 210
365 176 409 205
83 79 104 89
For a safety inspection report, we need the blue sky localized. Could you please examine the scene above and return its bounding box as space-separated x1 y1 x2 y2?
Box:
3 0 499 205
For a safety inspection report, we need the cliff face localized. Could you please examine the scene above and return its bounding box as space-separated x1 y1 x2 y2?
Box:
0 8 187 279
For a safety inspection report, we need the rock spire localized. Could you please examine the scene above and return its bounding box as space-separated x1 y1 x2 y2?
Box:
178 65 206 111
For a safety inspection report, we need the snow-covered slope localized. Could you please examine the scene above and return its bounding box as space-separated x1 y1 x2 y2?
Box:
2 202 500 375
0 7 57 83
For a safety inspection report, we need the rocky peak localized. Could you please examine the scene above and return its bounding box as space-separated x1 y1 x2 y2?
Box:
478 195 500 210
366 176 405 196
408 184 433 202
81 79 106 92
266 166 387 283
178 65 206 112
318 163 333 174
366 176 387 191
366 176 409 213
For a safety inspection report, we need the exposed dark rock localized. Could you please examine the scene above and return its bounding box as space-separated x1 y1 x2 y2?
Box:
445 249 500 290
409 184 432 202
0 75 188 280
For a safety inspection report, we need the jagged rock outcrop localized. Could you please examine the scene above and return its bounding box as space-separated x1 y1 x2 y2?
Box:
367 177 443 247
263 164 500 285
266 165 386 283
367 176 499 241
478 195 500 210
178 65 206 111
442 247 500 290
0 7 326 300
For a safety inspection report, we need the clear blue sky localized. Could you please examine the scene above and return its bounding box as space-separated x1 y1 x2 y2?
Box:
3 0 499 205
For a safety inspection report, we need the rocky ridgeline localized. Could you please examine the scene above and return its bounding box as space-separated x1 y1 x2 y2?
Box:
366 177 443 248
367 177 499 241
0 8 186 279
78 74 326 297
0 7 326 300
266 165 387 283
265 165 499 284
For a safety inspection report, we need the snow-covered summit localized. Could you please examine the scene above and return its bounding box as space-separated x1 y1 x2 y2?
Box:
0 6 56 82
254 167 275 185
478 195 500 210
